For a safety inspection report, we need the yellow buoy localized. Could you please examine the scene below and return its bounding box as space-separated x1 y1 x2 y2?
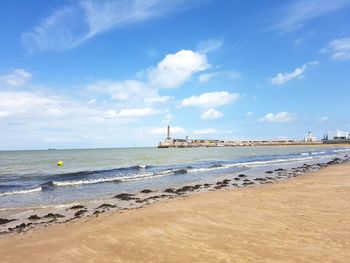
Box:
57 160 64 166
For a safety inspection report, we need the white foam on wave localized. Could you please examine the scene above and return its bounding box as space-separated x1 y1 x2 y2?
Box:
52 168 180 187
52 176 122 186
0 186 42 196
332 148 350 153
301 151 328 156
311 151 325 155
238 157 315 166
119 172 169 182
189 156 317 173
189 166 226 173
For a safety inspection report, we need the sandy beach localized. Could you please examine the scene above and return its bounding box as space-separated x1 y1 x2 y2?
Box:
0 162 349 262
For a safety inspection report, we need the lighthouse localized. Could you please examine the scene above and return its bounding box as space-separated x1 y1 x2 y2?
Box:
167 125 170 140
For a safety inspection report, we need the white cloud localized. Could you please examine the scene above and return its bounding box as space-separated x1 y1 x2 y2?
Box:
318 116 329 122
259 112 296 122
200 109 223 119
0 90 105 124
0 89 170 149
198 70 240 83
0 111 10 118
197 39 223 53
88 49 209 106
162 113 174 123
87 98 96 104
0 69 32 87
104 108 162 118
294 38 304 45
181 91 239 108
144 96 171 105
87 79 171 107
322 37 350 60
22 0 199 52
148 50 210 88
0 91 53 116
192 128 217 134
269 61 318 86
226 71 241 79
150 126 185 135
103 110 118 119
246 112 253 116
198 72 220 83
117 108 162 117
275 0 350 32
87 80 154 101
47 108 65 117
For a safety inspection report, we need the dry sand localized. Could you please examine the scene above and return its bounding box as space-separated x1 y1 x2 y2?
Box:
0 163 349 263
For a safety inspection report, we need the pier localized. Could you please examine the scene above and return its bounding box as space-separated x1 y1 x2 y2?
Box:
157 126 326 148
158 138 323 148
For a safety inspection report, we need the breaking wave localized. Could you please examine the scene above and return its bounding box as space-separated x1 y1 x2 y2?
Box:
0 186 42 196
189 156 316 173
51 168 188 187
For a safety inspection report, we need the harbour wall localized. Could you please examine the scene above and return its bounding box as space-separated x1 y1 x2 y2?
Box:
157 139 327 148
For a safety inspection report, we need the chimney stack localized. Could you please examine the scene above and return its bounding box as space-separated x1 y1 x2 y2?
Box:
167 125 170 139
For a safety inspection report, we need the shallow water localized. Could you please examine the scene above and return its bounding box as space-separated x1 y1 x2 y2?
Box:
0 146 349 210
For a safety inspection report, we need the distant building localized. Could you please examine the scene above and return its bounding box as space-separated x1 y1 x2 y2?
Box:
304 131 317 142
323 130 350 140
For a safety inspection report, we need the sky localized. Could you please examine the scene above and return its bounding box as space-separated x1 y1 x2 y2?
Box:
0 0 349 150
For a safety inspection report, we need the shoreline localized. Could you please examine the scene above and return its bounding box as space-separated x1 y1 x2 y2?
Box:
0 155 349 235
0 158 349 262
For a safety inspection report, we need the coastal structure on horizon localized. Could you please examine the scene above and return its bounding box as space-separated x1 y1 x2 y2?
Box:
322 129 350 144
158 126 350 148
304 131 317 142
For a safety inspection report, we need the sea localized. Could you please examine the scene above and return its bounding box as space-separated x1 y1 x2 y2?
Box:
1 146 349 212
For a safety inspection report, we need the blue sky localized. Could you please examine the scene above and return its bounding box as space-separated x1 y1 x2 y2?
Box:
0 0 349 150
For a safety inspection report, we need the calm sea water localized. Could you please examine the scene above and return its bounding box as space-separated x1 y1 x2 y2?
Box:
0 146 349 210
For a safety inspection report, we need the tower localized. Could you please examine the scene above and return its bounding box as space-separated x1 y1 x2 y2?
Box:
167 125 170 140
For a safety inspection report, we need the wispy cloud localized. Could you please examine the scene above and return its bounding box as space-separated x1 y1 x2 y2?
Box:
22 0 200 52
259 112 296 122
274 0 350 32
269 61 318 86
200 109 223 119
198 70 240 83
321 37 350 60
0 69 32 87
103 108 163 119
161 113 174 123
318 116 329 122
197 39 223 54
181 91 239 108
86 79 160 105
293 38 304 45
150 126 185 135
192 128 217 134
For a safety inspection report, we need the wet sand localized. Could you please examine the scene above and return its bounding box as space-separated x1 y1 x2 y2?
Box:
0 163 349 262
